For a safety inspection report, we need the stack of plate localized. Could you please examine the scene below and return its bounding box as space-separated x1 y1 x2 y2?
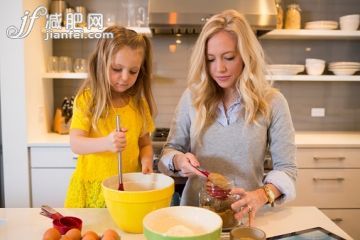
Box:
305 21 338 30
267 64 305 75
329 62 360 76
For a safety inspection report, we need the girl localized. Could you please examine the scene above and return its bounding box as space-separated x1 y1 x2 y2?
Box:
65 26 156 208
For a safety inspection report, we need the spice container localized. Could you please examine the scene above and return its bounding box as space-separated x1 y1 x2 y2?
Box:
285 3 301 29
199 179 239 229
275 0 284 29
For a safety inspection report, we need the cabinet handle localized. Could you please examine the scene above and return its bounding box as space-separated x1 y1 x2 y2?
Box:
313 177 344 181
331 217 343 223
313 157 345 161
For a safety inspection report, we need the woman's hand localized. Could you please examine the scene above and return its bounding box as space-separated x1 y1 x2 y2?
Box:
106 128 127 152
173 152 205 177
230 188 268 227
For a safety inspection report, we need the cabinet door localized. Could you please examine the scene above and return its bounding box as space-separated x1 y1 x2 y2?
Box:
288 169 360 208
30 146 77 168
297 148 360 168
322 209 360 240
31 168 74 207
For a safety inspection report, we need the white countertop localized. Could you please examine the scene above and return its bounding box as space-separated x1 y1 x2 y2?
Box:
28 131 360 148
0 207 352 239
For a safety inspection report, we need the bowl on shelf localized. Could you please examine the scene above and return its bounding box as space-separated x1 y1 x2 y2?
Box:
305 58 326 75
102 173 174 233
339 14 360 31
328 61 360 76
143 206 222 240
267 64 305 75
305 21 338 30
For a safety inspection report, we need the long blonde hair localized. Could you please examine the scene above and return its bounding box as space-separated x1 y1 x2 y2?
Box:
77 26 156 131
188 9 276 140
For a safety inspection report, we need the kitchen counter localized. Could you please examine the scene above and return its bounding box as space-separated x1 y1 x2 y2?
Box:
0 206 352 239
28 131 360 147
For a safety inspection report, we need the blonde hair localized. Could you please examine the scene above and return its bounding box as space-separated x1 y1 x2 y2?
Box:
188 9 276 140
77 26 156 132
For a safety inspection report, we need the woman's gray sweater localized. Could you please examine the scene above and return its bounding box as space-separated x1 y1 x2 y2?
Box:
159 89 297 207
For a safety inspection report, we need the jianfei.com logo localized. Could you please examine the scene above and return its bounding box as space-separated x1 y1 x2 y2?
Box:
6 6 114 40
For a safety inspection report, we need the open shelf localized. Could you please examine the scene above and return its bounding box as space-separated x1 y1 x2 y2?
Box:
42 26 152 38
266 75 360 81
43 73 88 79
260 29 360 40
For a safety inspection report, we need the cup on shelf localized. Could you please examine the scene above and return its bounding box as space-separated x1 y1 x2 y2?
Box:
73 58 87 73
59 56 73 72
305 58 326 75
339 14 360 31
47 56 59 73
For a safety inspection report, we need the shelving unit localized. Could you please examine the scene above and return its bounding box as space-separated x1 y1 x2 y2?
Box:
266 75 360 81
43 73 88 79
260 29 360 40
42 26 152 38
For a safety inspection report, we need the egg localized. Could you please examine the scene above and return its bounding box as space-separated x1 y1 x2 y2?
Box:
60 236 71 240
65 228 81 240
43 227 61 240
82 230 99 240
102 229 120 240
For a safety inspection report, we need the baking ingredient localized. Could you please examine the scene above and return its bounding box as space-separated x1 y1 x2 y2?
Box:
102 229 121 240
275 0 284 29
65 228 81 240
208 172 231 189
43 227 61 240
60 236 71 240
165 225 195 236
82 230 99 240
285 4 301 29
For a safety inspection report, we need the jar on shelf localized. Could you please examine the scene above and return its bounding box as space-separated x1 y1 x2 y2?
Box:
199 179 239 229
275 0 284 29
285 3 301 29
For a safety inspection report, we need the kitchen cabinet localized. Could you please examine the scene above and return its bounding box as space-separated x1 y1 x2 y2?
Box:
29 146 77 207
287 147 360 239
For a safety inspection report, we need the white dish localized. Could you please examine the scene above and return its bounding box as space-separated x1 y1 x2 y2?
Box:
330 68 359 76
305 21 338 30
267 64 305 75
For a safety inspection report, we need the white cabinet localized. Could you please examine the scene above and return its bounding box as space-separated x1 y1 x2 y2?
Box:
29 146 76 207
288 147 360 239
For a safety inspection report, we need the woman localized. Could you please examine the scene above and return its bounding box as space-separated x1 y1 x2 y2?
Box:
158 10 297 225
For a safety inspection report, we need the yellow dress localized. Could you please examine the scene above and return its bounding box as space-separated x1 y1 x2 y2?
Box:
64 90 155 208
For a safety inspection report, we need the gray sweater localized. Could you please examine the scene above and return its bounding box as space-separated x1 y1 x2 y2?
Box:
159 89 297 206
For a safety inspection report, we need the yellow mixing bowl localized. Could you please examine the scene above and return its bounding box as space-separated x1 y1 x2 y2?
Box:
102 173 174 233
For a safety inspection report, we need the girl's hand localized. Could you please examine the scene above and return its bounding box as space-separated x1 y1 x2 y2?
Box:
230 188 268 227
106 128 127 152
173 152 204 177
141 158 153 174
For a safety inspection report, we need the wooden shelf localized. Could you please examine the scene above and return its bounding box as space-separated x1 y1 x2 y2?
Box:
266 75 360 81
43 73 88 79
260 29 360 40
42 26 152 38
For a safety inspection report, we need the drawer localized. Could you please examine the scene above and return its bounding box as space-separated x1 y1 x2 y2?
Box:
30 147 77 168
31 168 74 207
296 148 360 168
322 209 360 240
288 169 360 208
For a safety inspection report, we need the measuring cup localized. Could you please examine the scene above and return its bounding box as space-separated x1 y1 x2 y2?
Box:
40 205 82 234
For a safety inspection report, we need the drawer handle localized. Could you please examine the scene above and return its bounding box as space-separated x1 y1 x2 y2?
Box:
313 157 345 161
313 177 344 181
331 218 343 223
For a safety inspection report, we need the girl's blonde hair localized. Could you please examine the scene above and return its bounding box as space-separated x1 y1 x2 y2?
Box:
188 9 276 140
78 26 156 131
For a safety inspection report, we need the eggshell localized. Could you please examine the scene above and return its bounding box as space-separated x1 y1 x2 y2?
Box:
43 227 61 240
102 229 120 240
65 228 81 240
82 230 99 240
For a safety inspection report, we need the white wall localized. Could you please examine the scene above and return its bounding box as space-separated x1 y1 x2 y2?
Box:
0 0 30 206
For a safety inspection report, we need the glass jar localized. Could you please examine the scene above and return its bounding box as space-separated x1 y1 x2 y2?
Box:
275 0 284 29
199 180 239 229
285 3 301 29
